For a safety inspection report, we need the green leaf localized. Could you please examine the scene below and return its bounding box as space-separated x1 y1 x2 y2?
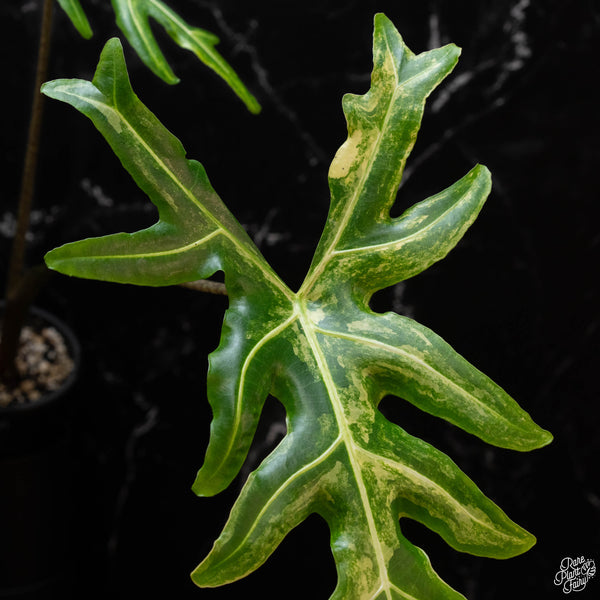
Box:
110 0 261 112
54 0 260 112
42 38 272 290
56 0 93 39
43 14 552 599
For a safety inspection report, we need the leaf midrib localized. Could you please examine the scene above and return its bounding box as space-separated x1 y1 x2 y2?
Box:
208 436 342 580
51 82 291 299
299 29 404 298
356 447 512 540
207 311 300 480
125 0 196 66
313 324 520 435
59 229 222 260
125 0 163 69
331 181 479 257
298 302 395 600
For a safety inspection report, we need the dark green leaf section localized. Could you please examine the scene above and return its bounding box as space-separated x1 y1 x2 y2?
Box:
191 298 299 497
43 14 551 600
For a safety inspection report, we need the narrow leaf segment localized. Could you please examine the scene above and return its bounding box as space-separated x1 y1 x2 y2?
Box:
55 0 261 112
110 0 261 112
43 14 551 600
56 0 92 39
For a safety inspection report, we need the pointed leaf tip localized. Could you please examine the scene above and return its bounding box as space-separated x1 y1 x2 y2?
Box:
373 11 461 60
111 0 261 111
56 0 93 39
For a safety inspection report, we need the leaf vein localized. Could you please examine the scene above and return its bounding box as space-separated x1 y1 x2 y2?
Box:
70 228 223 260
57 85 292 298
125 0 162 67
299 305 394 599
315 325 512 429
212 435 343 573
208 311 300 479
357 447 509 539
300 53 401 296
331 188 475 257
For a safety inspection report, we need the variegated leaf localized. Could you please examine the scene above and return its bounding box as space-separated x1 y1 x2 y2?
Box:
43 14 551 600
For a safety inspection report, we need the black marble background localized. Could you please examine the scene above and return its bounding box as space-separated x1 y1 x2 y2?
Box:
1 1 598 598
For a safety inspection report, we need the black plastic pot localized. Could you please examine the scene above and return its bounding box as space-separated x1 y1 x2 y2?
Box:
0 305 80 599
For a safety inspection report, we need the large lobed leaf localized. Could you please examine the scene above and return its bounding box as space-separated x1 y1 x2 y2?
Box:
43 14 551 599
55 0 260 112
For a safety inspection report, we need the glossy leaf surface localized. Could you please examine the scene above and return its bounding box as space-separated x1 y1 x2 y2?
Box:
110 0 261 112
54 0 260 112
43 15 551 599
56 0 92 38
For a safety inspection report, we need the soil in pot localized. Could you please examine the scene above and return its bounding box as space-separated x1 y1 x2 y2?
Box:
0 306 81 599
0 306 76 409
